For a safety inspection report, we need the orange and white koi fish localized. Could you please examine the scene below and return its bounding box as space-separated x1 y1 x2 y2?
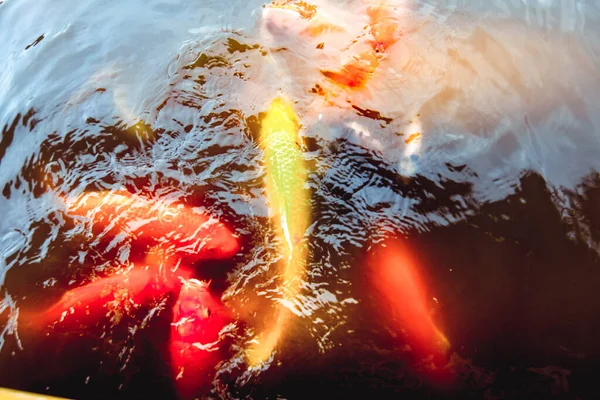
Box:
261 0 403 91
321 2 403 89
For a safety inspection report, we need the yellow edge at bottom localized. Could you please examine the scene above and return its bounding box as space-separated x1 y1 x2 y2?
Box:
0 388 69 400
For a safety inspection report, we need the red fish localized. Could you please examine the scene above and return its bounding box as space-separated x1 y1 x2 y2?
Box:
367 239 452 383
170 279 232 398
63 190 240 263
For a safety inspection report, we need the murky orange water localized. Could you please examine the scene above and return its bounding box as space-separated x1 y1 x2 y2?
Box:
1 0 600 398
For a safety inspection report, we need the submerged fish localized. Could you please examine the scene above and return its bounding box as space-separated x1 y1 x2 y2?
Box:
246 97 311 367
19 190 240 397
24 190 240 329
366 238 452 382
31 255 192 329
170 279 231 398
63 190 239 263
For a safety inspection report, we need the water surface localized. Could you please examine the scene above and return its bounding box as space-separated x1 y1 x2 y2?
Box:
1 0 600 398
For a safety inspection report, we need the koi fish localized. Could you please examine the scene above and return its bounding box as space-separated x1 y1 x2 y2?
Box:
170 279 231 397
63 190 239 263
31 260 192 329
262 0 402 90
246 97 310 366
367 238 452 382
321 1 402 89
25 191 240 329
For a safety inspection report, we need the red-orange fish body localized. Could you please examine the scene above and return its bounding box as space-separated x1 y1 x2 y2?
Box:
170 279 232 397
31 263 192 329
64 190 239 263
17 190 240 398
367 239 452 383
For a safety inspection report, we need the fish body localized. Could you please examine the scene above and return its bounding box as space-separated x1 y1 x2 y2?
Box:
246 97 310 366
367 239 451 381
258 97 309 260
170 279 231 398
32 263 192 329
64 190 239 262
26 190 239 330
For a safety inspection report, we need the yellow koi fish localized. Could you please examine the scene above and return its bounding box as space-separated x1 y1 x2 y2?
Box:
246 97 311 366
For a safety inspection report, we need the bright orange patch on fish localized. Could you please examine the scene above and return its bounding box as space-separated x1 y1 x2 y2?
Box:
301 17 346 37
365 3 402 51
321 51 380 88
367 239 452 383
320 2 401 90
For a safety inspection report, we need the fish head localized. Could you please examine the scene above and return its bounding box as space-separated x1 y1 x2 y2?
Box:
170 279 230 398
171 279 230 344
260 97 301 141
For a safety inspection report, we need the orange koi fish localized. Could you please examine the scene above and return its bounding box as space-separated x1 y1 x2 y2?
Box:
367 238 452 382
63 190 240 263
32 261 192 329
25 190 239 327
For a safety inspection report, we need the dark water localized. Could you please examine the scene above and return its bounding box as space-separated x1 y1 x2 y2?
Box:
1 0 600 399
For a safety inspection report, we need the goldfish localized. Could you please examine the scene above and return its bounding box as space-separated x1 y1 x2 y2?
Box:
366 238 452 382
245 97 311 367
